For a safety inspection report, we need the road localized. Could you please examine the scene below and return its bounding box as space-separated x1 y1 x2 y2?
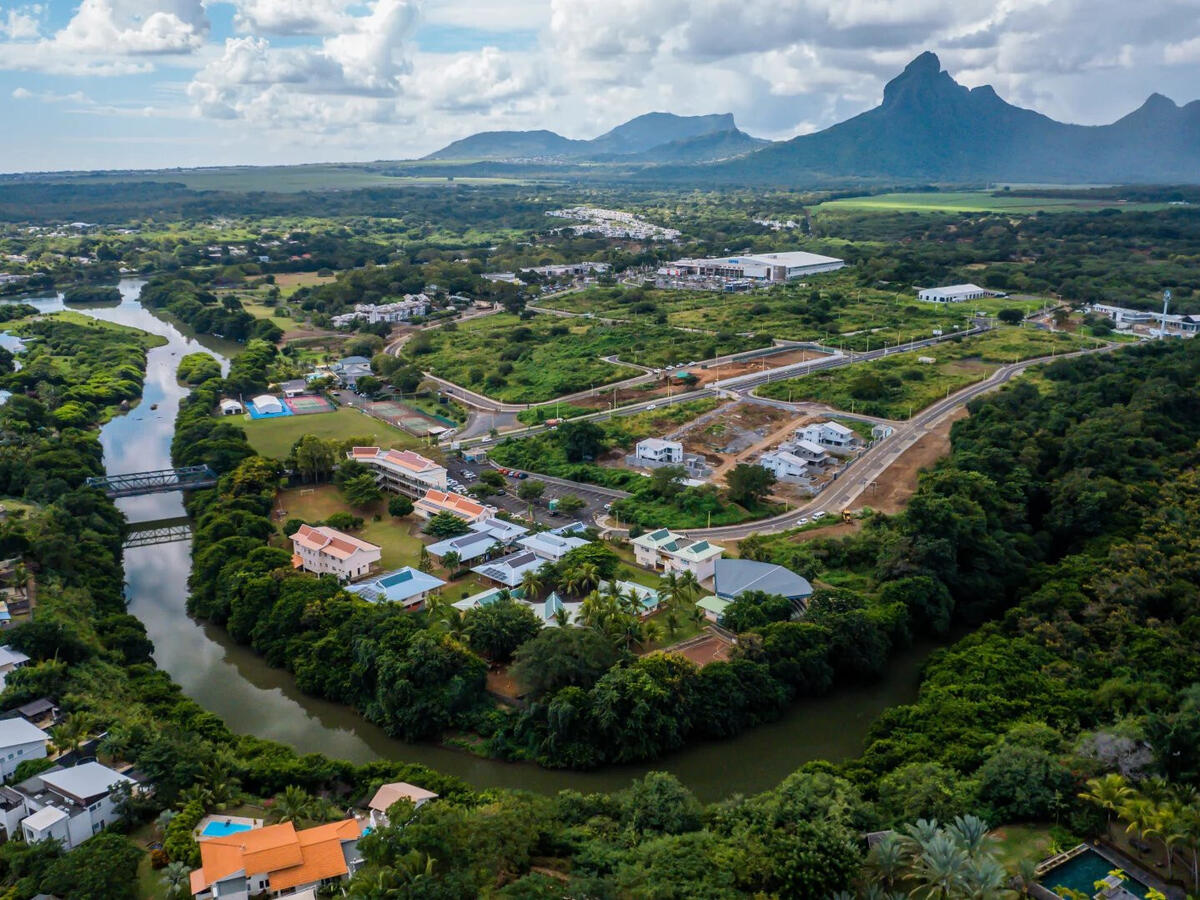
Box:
673 343 1116 540
443 457 626 528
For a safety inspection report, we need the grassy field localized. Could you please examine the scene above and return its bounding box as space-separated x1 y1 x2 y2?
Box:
232 406 432 459
413 313 771 403
816 191 1169 214
539 276 1049 352
758 327 1100 419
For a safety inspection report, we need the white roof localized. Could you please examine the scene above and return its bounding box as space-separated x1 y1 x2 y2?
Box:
0 718 49 748
920 283 988 295
251 394 282 410
369 782 438 811
819 421 854 436
637 438 681 451
742 251 845 268
22 806 68 831
0 647 30 668
40 763 133 801
219 398 243 409
795 439 828 455
762 450 808 470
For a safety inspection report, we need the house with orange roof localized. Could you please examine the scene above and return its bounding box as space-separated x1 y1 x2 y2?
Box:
189 819 366 900
289 524 381 581
348 446 447 498
413 489 497 524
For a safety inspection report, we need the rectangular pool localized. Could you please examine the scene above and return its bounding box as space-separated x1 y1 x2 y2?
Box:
1041 848 1151 899
201 821 254 838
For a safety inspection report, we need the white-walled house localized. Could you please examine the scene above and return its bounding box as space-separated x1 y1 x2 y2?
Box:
290 525 381 581
758 450 810 484
634 439 683 465
0 718 48 781
789 439 831 466
0 762 138 850
631 529 725 582
799 421 856 451
517 531 590 562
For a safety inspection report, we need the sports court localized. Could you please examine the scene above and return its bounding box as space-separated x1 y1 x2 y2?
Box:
367 400 452 436
284 394 335 415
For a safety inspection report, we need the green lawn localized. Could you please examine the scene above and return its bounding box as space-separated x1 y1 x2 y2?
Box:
990 824 1057 873
816 191 1169 214
758 327 1100 419
410 312 772 403
233 407 431 459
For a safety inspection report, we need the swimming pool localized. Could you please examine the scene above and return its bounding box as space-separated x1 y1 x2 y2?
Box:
1041 848 1151 899
201 821 254 838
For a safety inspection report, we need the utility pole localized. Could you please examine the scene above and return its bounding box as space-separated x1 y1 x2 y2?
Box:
1160 289 1172 340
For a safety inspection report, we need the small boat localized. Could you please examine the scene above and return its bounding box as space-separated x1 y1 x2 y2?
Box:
150 403 158 410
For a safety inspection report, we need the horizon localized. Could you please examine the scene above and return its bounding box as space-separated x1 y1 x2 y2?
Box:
1 1 1199 173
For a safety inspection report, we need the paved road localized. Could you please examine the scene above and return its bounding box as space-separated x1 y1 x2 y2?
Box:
443 457 623 528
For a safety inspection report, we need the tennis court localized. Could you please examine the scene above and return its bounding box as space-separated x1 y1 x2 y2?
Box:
284 394 335 415
368 400 449 436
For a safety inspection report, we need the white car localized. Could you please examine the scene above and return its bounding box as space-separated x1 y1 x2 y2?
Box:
812 510 828 520
795 516 809 526
646 403 658 410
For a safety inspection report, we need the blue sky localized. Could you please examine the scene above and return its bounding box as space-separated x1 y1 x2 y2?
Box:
2 0 1199 173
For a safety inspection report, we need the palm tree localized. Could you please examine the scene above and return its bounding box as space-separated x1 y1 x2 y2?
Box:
865 832 907 889
441 550 461 574
947 815 994 858
520 568 544 601
1014 857 1039 896
1079 773 1132 837
907 830 969 899
203 757 241 811
565 562 600 597
1145 801 1184 883
154 809 176 839
270 785 317 824
178 783 213 810
1121 796 1159 854
1177 801 1200 892
161 861 192 899
961 855 1008 900
51 713 90 756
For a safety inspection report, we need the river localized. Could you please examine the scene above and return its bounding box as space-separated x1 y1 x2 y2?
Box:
7 280 942 802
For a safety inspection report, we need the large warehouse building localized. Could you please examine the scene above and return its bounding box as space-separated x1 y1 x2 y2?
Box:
663 251 845 282
917 283 1002 303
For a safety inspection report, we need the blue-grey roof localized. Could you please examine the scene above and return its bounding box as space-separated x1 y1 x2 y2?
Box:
713 558 812 601
347 567 446 603
471 518 528 543
471 551 542 587
426 530 496 562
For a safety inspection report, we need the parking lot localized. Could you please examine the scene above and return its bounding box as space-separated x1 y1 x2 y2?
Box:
444 458 619 528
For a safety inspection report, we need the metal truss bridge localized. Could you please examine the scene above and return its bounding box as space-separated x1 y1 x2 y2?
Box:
86 465 218 498
122 517 193 549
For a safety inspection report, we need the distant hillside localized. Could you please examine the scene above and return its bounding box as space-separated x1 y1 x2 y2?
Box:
424 112 766 162
686 52 1200 184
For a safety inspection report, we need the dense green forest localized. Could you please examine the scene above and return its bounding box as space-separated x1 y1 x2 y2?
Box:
139 275 283 342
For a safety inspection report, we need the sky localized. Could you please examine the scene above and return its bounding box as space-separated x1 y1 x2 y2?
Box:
1 0 1199 173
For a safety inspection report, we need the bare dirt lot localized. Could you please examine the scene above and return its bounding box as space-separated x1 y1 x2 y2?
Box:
849 407 967 515
687 347 825 387
667 632 733 667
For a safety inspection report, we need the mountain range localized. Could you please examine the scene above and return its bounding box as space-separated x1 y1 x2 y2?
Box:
425 52 1200 184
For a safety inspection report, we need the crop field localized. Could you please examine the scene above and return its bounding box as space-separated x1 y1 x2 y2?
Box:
815 191 1169 214
757 327 1101 419
540 277 1048 351
412 312 772 403
231 406 431 459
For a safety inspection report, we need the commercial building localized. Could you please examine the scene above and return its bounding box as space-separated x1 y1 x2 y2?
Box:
664 251 844 283
290 525 381 581
713 558 812 611
631 529 725 582
520 262 610 278
189 819 366 899
250 394 283 415
916 283 1000 303
330 295 430 328
344 567 446 609
0 762 139 850
349 447 448 498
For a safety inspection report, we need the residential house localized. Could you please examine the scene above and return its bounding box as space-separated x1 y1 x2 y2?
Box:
0 718 48 781
344 567 445 609
789 439 831 466
630 529 724 582
276 379 308 398
471 551 544 588
331 356 373 389
330 295 430 328
0 762 138 850
452 586 523 613
349 447 448 498
414 490 497 524
471 517 528 544
367 783 437 828
290 525 381 581
634 438 683 465
696 595 731 623
799 421 857 451
713 558 812 615
15 699 59 730
611 580 661 616
425 530 500 565
517 531 589 562
218 398 244 416
757 450 810 484
0 646 30 690
189 819 366 900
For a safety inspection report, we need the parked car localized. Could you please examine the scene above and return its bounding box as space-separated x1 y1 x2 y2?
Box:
795 516 809 526
812 510 828 520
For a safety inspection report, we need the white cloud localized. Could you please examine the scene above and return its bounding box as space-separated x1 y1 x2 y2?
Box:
1164 36 1200 64
232 0 358 36
408 46 543 112
1 6 43 40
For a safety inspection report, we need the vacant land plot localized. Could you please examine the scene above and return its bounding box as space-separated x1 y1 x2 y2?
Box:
233 406 430 459
410 313 771 403
758 327 1098 419
540 276 1046 351
816 191 1168 214
851 408 967 515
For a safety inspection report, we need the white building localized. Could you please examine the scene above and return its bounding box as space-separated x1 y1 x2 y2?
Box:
630 529 725 582
666 251 844 282
0 763 138 850
0 718 48 780
634 438 683 464
414 490 497 524
517 531 590 562
519 262 610 278
0 646 30 690
218 398 244 416
349 447 448 498
330 295 430 328
799 421 857 451
917 283 999 303
758 450 810 484
290 525 381 581
368 782 437 828
789 439 830 465
250 394 283 415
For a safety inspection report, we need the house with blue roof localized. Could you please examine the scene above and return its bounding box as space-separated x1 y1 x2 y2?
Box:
712 558 812 615
472 517 529 544
471 551 545 588
517 531 590 562
345 567 446 610
425 530 501 565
